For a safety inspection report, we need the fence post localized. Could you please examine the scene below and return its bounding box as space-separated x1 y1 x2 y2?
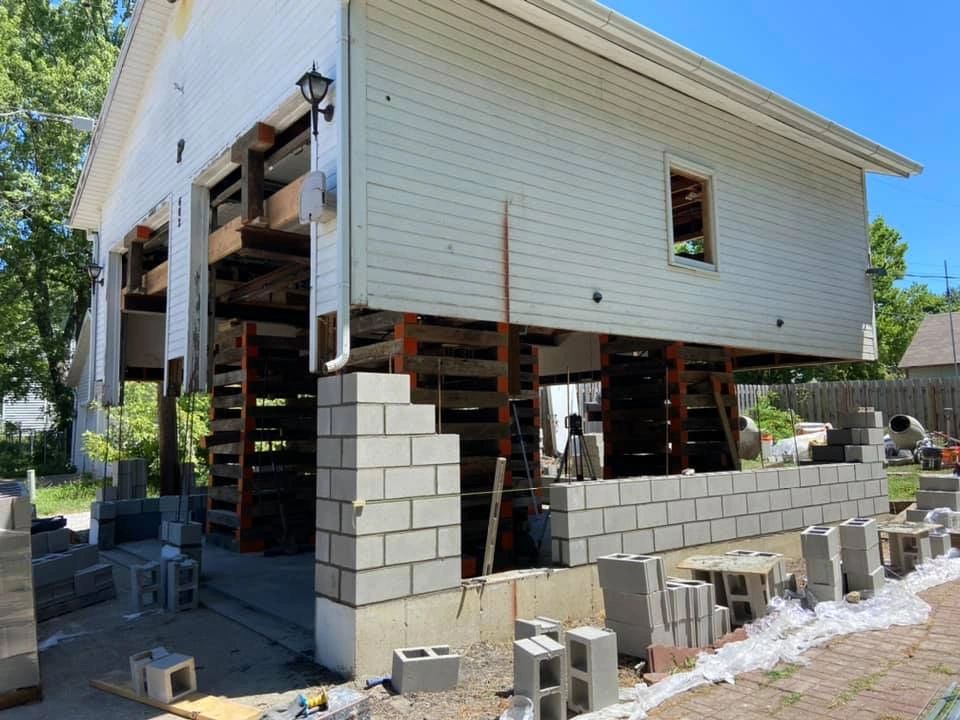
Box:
26 468 36 503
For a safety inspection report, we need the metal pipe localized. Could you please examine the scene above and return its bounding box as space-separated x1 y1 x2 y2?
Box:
321 0 352 374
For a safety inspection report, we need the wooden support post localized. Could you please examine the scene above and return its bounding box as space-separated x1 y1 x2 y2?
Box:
230 122 275 225
157 382 180 496
124 225 151 293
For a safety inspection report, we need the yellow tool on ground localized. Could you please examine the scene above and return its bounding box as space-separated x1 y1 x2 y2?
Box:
297 691 328 714
264 689 328 719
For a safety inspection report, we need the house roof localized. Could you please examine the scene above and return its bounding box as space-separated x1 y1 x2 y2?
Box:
899 312 960 369
69 0 923 231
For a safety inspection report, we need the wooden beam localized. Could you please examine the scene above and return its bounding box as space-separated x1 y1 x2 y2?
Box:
345 339 403 366
219 264 309 304
230 122 275 224
143 261 168 295
351 311 403 338
215 301 306 326
266 173 306 229
122 224 151 250
122 293 166 314
209 217 244 264
238 226 310 262
403 324 507 347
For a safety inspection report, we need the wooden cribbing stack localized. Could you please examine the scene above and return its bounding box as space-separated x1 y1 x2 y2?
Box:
204 322 316 552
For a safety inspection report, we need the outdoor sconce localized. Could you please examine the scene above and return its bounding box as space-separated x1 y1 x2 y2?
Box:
865 267 887 277
86 262 104 286
297 63 335 137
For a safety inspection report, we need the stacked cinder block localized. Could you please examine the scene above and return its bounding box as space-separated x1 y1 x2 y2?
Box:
887 526 933 573
812 408 886 465
391 645 461 694
314 373 462 609
598 553 670 656
550 462 888 567
30 524 113 620
161 520 203 575
909 473 960 522
838 518 884 596
664 577 717 648
91 493 207 547
0 496 40 697
110 458 148 499
130 562 162 613
801 526 843 603
90 499 117 549
514 634 566 720
165 558 199 612
930 529 952 558
566 626 618 714
516 616 563 644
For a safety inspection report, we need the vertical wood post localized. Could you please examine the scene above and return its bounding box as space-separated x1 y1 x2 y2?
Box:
158 382 180 496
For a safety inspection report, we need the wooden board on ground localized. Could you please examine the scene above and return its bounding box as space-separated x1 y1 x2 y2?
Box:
91 670 262 720
0 685 41 711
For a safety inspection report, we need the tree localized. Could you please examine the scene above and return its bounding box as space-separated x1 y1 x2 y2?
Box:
0 1 133 428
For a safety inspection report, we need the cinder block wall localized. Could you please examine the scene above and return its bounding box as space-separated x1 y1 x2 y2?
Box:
314 373 462 608
550 464 888 566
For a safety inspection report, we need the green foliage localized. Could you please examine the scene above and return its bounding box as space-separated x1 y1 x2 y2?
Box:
82 382 210 479
0 1 132 427
752 392 800 441
0 429 72 477
887 468 919 501
34 475 100 516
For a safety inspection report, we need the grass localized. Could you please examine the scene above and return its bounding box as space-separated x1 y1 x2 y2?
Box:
887 466 921 501
782 692 802 707
930 663 957 676
34 476 101 516
829 670 885 708
765 664 802 683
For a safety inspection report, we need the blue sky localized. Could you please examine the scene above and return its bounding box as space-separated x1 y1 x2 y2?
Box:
606 0 957 291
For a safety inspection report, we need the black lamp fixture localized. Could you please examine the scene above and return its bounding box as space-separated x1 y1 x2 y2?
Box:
865 267 888 278
86 262 104 286
297 63 335 137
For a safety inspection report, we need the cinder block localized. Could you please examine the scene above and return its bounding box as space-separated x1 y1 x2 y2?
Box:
74 562 113 596
30 532 48 558
844 566 885 595
905 508 930 523
513 635 566 720
130 647 169 696
596 554 664 594
651 477 680 502
130 562 162 613
566 626 618 713
436 465 459 495
822 503 843 523
385 404 436 435
706 473 733 496
710 517 737 542
584 480 620 508
781 508 804 530
800 526 840 559
760 512 783 534
346 499 410 535
343 436 412 469
919 474 960 492
805 556 841 586
412 557 460 594
830 483 849 502
383 466 435 499
95 486 118 502
666 499 696 525
756 470 779 491
653 525 683 552
316 374 342 406
116 499 142 516
549 483 585 512
839 517 879 550
694 496 722 521
342 372 411 404
145 653 197 703
768 489 791 511
799 466 821 487
410 435 459 466
587 534 623 562
682 521 711 547
679 475 708 498
0 496 32 531
166 563 199 612
391 645 461 694
437 526 460 558
917 490 960 511
712 605 732 642
555 538 588 566
161 521 203 546
411 496 459 529
552 510 603 539
747 492 771 514
810 485 832 506
806 581 843 603
607 619 673 658
621 530 653 555
158 495 179 512
604 505 637 533
602 589 670 627
731 472 758 494
0 652 39 693
384 529 435 565
722 494 747 517
736 514 760 538
853 428 885 445
930 530 951 558
332 403 385 436
790 487 813 508
819 465 840 485
331 468 385 501
812 446 846 463
90 501 116 520
778 469 800 489
840 409 883 429
802 506 823 527
841 544 881 577
515 617 563 643
840 500 860 518
826 429 854 446
32 553 75 587
618 479 651 505
844 445 883 463
666 578 715 620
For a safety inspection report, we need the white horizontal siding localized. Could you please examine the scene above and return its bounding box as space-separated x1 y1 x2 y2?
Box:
1 393 53 431
94 0 339 391
355 0 875 360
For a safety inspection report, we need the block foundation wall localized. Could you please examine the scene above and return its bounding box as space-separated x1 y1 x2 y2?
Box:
314 372 462 673
550 463 889 566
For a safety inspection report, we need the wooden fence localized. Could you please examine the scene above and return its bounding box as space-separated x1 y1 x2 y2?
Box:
738 378 960 437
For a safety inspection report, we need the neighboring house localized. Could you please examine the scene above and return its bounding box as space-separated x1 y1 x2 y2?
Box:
68 0 919 674
0 391 52 433
899 311 960 379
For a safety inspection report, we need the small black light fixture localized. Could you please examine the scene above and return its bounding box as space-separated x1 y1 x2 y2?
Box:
865 267 887 278
776 318 784 328
592 291 603 304
86 262 104 286
297 63 335 137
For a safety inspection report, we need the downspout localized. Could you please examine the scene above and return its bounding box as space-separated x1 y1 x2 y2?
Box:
322 0 352 374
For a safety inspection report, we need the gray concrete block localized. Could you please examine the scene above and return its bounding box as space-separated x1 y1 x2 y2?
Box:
822 503 843 523
145 652 197 703
91 501 116 520
331 468 386 501
839 517 879 550
31 531 48 558
130 647 169 696
344 436 413 468
840 544 881 576
769 489 791 511
847 481 866 500
820 465 840 485
873 496 890 516
731 472 757 494
812 446 846 463
636 503 667 529
722 494 747 517
585 480 621 508
351 499 414 535
74 562 113 596
341 564 413 605
679 475 708 498
161 521 203 546
736 514 760 538
603 619 671 658
801 526 840 559
857 498 875 517
756 470 779 491
411 494 459 529
602 589 670 626
314 562 340 598
596 554 665 594
316 374 342 406
747 492 771 514
810 485 831 506
567 626 618 713
790 487 813 508
840 500 860 518
844 566 885 595
332 403 386 436
32 553 74 587
552 509 603 539
619 479 651 505
760 512 783 534
917 490 960 511
706 473 733 496
667 577 715 620
653 525 683 552
385 403 436 435
853 428 885 445
806 581 844 603
341 372 410 405
437 526 460 558
515 617 563 643
603 505 638 533
919 474 960 492
116 499 142 516
845 445 883 463
412 557 460 594
158 495 179 512
130 562 161 612
587 533 623 562
710 517 737 542
95 486 118 502
514 635 566 720
805 556 841 586
392 645 460 694
840 409 883 429
621 530 654 555
666 499 696 525
332 534 385 570
556 538 588 566
694 496 723 521
410 434 459 466
383 466 435 499
837 465 856 483
904 508 930 523
802 506 823 526
830 483 849 502
799 466 821 487
778 469 800 489
550 483 586 512
930 530 951 558
651 477 680 502
826 429 855 446
683 521 711 547
781 508 804 530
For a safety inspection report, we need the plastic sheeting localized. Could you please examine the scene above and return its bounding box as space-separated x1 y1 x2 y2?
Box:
577 556 960 719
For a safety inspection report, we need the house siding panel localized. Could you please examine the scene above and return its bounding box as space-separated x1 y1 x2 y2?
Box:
355 0 875 360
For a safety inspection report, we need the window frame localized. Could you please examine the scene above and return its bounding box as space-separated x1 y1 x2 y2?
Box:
664 154 719 273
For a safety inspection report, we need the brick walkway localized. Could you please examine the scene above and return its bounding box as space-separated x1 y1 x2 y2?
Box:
651 580 960 719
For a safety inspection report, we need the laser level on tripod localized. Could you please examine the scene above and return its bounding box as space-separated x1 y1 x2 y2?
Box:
557 413 597 481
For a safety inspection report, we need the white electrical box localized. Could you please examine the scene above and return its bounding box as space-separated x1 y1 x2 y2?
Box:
299 170 337 224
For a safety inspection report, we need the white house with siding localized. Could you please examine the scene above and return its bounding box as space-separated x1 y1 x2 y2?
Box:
68 0 919 675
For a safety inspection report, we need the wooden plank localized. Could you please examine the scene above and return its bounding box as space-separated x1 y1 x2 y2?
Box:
143 261 168 295
91 670 260 720
351 310 403 337
403 354 508 378
0 685 41 711
404 324 507 347
482 457 507 577
209 217 244 264
218 264 310 304
712 375 740 471
411 389 508 408
266 172 306 229
346 339 403 366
